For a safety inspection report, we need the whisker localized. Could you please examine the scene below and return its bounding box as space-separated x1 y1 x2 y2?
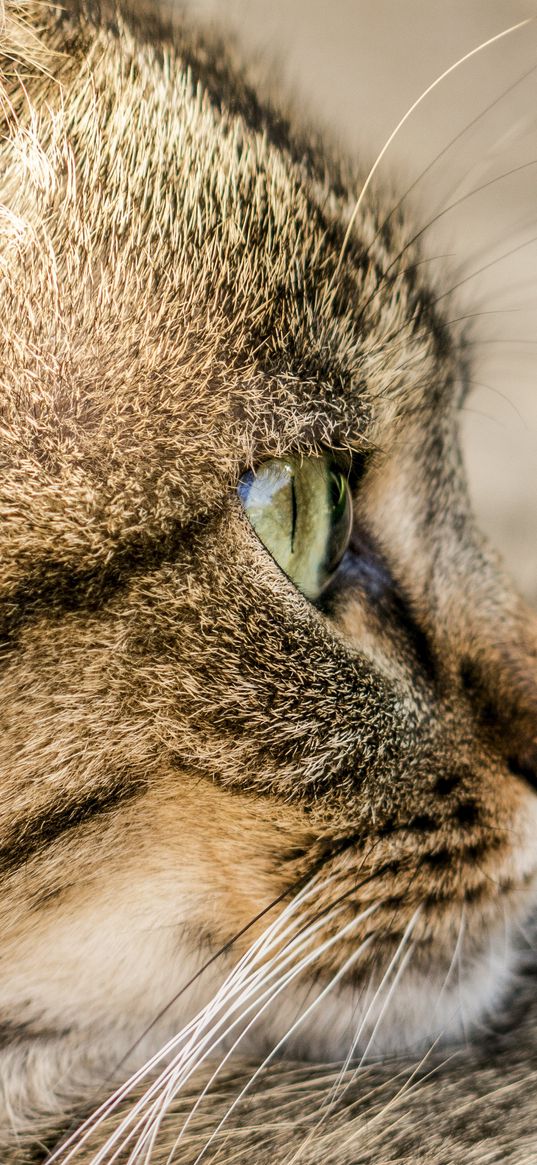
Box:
85 831 393 1108
329 910 421 1107
127 902 356 1163
284 908 420 1165
370 60 537 256
354 921 419 1065
101 847 409 1161
121 903 368 1164
58 872 366 1163
48 872 337 1162
373 160 537 299
105 870 325 1085
434 233 537 303
331 18 533 282
52 849 418 1163
189 925 378 1165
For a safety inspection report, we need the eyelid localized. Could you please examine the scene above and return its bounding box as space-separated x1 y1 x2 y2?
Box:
237 447 369 488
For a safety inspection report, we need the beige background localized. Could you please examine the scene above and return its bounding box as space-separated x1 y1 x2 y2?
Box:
190 0 537 603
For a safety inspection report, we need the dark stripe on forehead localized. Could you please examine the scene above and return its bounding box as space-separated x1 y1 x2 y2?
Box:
63 1 418 314
69 0 344 193
0 777 145 879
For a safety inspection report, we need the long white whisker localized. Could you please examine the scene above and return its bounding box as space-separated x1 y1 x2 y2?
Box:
289 907 421 1164
190 929 378 1165
173 904 378 1149
123 903 354 1164
51 876 333 1163
132 905 377 1165
332 18 533 282
75 887 350 1163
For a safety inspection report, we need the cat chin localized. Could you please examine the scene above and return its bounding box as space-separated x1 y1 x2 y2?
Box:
252 796 537 1063
238 923 529 1063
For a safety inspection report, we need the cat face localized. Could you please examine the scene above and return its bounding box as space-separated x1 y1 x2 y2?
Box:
0 0 536 1091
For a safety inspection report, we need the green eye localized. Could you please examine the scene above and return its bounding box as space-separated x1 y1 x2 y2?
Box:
237 455 353 600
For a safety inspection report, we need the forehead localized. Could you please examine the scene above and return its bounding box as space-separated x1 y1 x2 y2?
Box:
1 3 463 528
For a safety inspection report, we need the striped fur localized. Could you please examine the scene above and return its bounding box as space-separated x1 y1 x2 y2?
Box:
0 2 536 1161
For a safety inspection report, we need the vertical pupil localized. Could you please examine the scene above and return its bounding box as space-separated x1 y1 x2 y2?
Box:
290 476 298 552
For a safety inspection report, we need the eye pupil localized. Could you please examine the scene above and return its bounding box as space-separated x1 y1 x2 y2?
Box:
290 475 298 553
238 455 353 601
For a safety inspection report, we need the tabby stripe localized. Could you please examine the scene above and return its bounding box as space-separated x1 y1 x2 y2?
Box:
0 778 146 877
0 519 199 648
389 588 438 684
66 4 390 287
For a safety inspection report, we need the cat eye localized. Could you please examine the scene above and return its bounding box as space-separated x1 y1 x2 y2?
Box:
237 455 353 600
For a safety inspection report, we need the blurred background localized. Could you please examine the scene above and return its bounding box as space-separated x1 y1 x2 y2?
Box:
190 0 537 604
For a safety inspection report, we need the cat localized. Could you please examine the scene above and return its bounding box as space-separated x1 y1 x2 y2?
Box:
0 1 536 1161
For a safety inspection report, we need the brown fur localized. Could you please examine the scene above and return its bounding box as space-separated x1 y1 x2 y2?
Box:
0 1 536 1161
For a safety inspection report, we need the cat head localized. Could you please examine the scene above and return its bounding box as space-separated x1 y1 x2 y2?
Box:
0 0 536 1076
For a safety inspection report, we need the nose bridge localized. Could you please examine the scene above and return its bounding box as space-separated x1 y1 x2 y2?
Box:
499 607 537 784
457 599 537 788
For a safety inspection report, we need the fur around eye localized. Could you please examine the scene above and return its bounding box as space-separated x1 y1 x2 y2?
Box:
238 455 353 600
